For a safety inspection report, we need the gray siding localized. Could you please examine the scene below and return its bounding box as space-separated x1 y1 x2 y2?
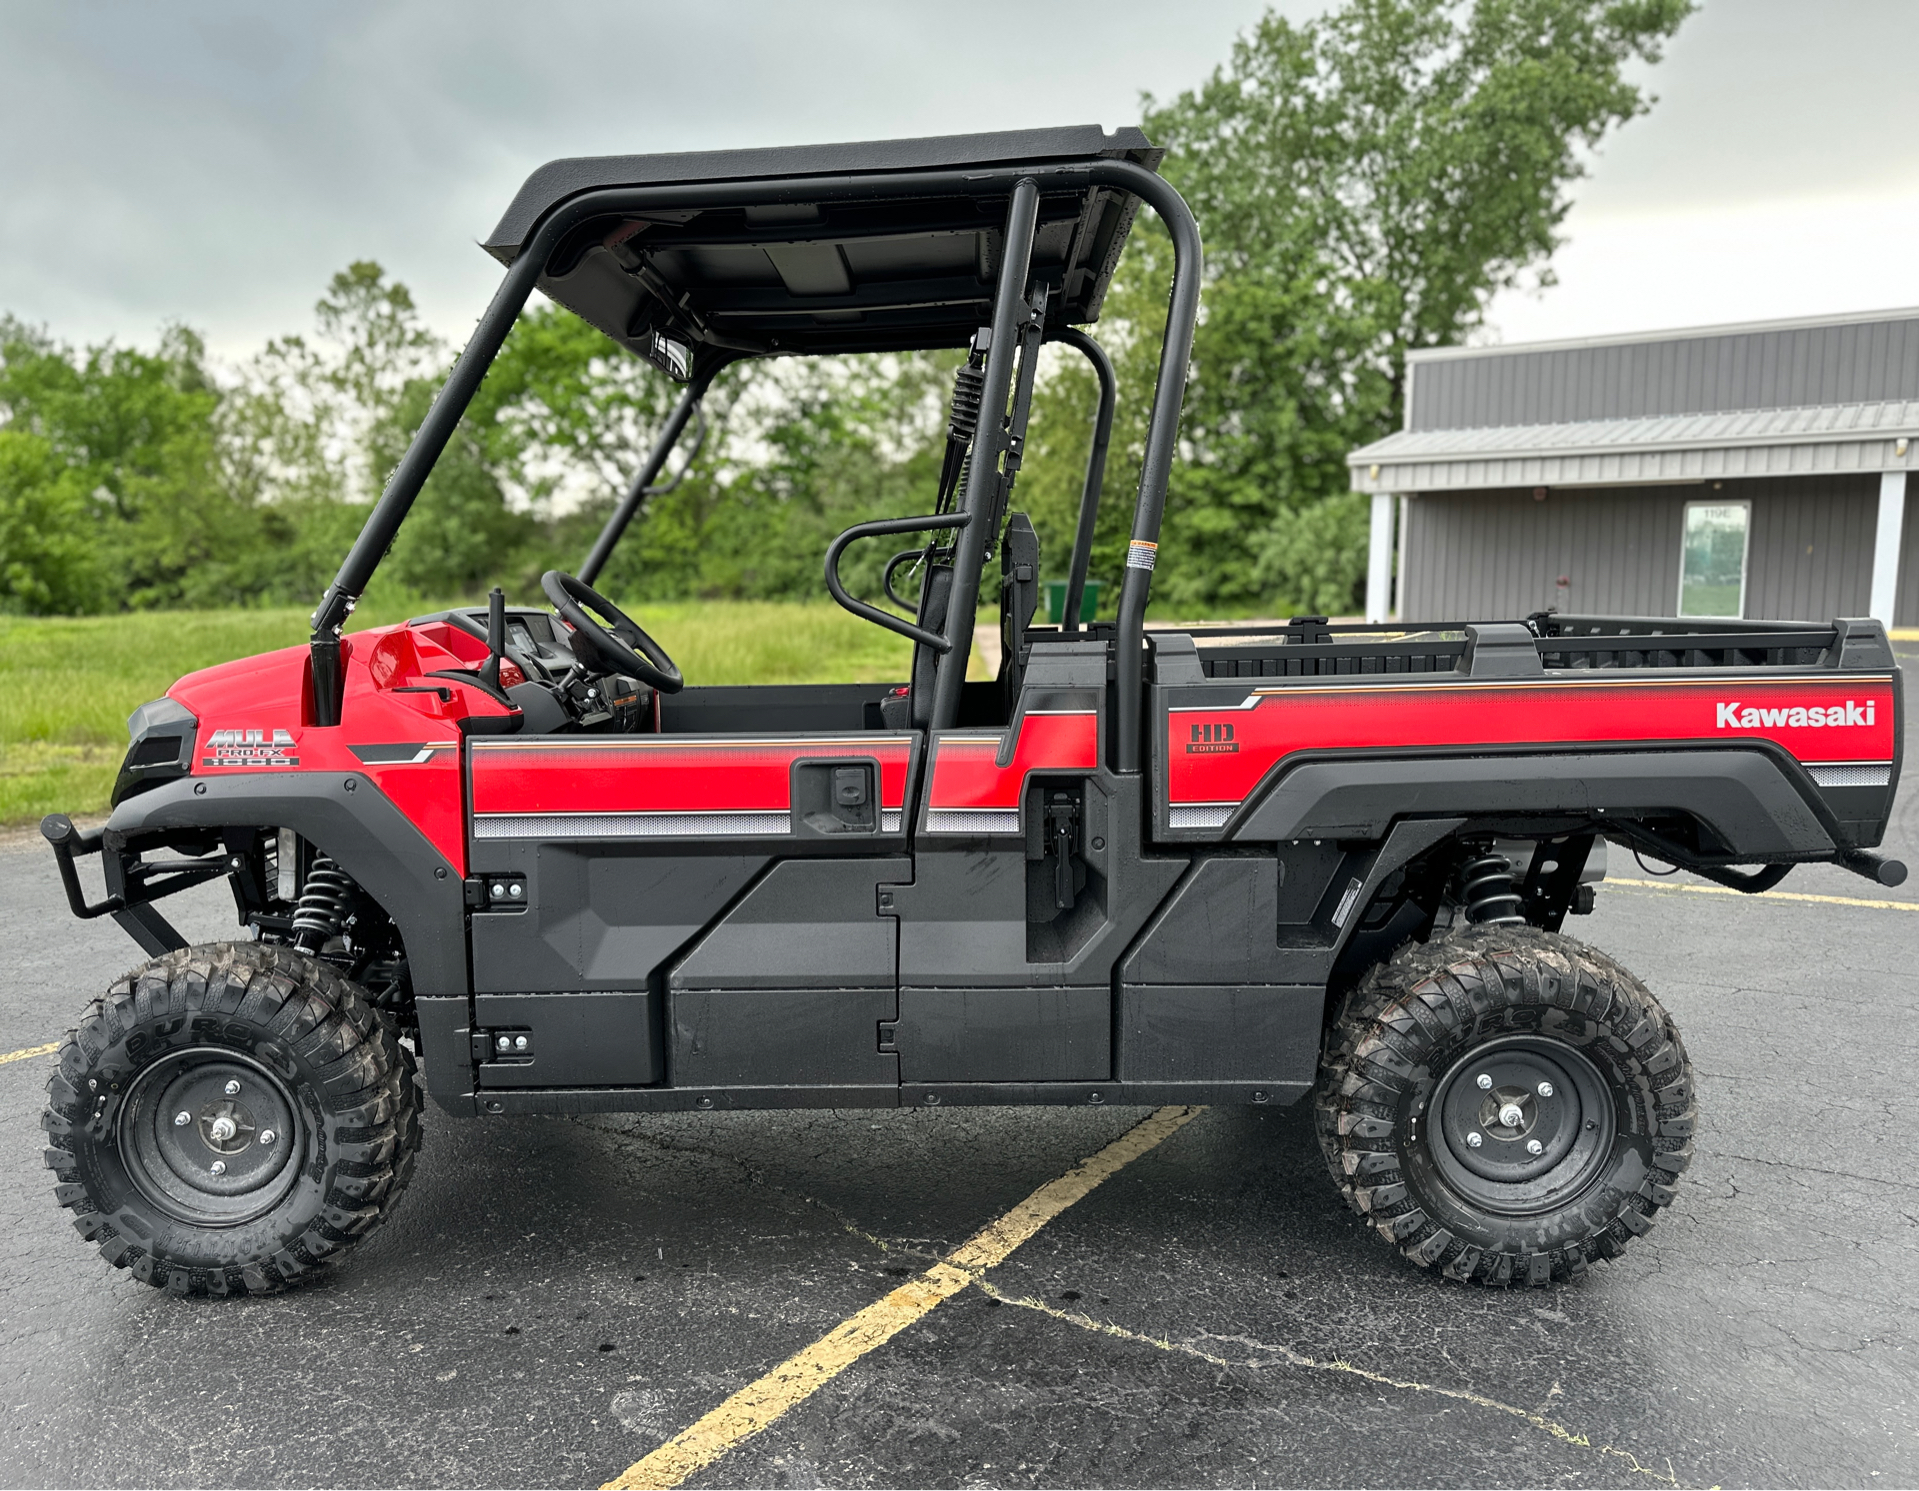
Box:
1896 487 1919 628
1401 486 1683 621
1401 476 1876 624
1742 475 1875 621
1410 316 1919 431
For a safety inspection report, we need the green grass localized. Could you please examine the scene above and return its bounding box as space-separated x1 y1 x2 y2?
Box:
0 600 920 827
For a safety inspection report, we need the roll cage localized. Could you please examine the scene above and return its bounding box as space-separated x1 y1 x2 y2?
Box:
306 126 1200 775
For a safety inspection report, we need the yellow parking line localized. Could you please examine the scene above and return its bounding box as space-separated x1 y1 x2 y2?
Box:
0 1041 58 1067
1606 876 1919 912
601 1104 1203 1491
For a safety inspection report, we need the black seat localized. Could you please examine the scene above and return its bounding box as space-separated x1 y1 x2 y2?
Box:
879 561 954 730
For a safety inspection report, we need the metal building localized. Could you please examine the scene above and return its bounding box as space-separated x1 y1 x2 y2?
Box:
1347 307 1919 628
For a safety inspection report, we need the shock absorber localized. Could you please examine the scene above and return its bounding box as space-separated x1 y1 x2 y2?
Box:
948 359 986 444
291 855 355 953
1458 851 1526 925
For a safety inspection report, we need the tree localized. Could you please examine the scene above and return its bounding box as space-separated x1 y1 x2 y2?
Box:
1024 0 1693 618
0 429 99 613
0 316 280 608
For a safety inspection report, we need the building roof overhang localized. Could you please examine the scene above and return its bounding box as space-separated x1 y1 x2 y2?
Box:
1348 399 1919 495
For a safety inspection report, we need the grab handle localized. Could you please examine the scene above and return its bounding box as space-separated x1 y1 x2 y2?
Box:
824 512 972 652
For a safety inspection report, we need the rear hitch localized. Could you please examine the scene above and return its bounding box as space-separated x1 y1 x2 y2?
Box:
1838 848 1908 887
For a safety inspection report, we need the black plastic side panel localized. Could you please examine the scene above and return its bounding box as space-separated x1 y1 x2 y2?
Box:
895 775 1185 988
1115 984 1322 1086
896 986 1108 1082
899 1080 1306 1107
469 848 769 992
670 858 908 990
669 988 898 1087
1120 855 1279 985
475 991 662 1088
416 995 475 1116
105 772 467 995
480 1079 1300 1114
1232 749 1836 857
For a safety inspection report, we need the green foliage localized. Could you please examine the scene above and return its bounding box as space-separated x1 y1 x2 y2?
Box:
1024 0 1692 617
0 429 99 613
0 0 1690 625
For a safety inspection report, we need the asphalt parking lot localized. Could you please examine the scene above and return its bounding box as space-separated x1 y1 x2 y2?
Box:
3 785 1917 1489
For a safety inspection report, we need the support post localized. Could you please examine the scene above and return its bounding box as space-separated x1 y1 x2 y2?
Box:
1365 490 1396 624
1394 493 1410 621
927 177 1040 733
579 367 720 586
1053 327 1116 635
1110 175 1204 774
1871 469 1907 629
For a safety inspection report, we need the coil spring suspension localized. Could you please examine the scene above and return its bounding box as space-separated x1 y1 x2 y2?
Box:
291 855 355 952
1458 852 1526 925
948 361 986 443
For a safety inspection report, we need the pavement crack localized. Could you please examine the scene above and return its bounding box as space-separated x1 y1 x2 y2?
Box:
586 1121 911 1257
972 1281 1695 1489
1705 1148 1919 1193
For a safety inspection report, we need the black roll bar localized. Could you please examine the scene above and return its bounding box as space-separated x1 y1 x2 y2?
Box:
1106 175 1202 772
824 511 976 652
926 177 1040 733
304 160 1200 747
1051 327 1116 636
578 361 726 586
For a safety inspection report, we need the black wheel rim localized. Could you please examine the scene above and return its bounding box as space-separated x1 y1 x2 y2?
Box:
1426 1035 1616 1216
119 1048 304 1227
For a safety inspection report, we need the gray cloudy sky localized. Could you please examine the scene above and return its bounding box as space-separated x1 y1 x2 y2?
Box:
3 0 1918 360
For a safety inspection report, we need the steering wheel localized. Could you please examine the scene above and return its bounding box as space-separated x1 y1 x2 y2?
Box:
540 570 684 694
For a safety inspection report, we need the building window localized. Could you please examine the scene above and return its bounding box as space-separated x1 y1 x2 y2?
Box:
1678 500 1751 618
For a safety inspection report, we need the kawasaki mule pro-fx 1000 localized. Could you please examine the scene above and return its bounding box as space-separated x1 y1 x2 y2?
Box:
40 127 1905 1296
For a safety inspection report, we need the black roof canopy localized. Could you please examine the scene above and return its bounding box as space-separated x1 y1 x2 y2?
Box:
482 126 1163 363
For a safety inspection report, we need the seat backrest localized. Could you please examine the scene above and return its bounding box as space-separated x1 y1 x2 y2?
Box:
998 513 1041 701
880 561 954 730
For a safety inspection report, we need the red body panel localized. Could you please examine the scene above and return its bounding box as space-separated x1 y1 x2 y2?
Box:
1166 675 1897 809
469 736 916 821
926 711 1100 811
167 622 515 876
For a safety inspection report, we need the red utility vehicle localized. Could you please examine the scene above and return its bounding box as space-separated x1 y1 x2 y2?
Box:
40 128 1904 1297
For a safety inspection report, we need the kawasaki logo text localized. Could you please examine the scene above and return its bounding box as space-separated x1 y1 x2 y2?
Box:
1715 700 1875 729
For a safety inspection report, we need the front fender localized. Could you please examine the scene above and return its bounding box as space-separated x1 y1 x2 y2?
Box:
106 771 469 997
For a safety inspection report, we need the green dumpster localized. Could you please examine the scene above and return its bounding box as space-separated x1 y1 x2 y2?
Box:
1043 579 1103 624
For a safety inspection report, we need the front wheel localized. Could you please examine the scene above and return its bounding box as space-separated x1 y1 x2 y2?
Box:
1314 927 1694 1286
42 943 422 1297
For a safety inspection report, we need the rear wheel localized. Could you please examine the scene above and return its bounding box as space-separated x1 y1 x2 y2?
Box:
1314 926 1693 1286
42 943 422 1297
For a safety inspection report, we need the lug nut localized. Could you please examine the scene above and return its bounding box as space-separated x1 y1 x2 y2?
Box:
258 1129 276 1146
1465 1131 1483 1148
1475 1073 1493 1090
224 1079 241 1097
1526 1139 1544 1156
1538 1081 1555 1098
209 1160 227 1176
173 1110 192 1127
1498 1102 1525 1128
